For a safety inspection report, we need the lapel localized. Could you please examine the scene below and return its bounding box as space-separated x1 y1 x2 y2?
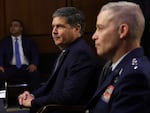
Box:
9 37 13 47
44 49 69 92
87 71 115 107
8 37 14 58
21 36 26 53
92 70 117 99
46 49 69 84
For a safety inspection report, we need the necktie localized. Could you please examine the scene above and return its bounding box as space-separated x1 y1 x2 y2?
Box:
15 38 21 68
98 61 112 86
53 50 65 73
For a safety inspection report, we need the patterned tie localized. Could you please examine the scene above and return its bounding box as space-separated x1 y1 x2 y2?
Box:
15 38 21 68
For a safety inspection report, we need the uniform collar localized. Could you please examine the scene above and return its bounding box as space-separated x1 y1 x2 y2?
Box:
111 51 130 71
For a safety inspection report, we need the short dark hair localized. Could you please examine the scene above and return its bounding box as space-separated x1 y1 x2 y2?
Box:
11 19 24 28
52 7 85 35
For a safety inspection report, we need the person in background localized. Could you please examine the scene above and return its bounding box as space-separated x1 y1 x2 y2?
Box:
87 1 150 113
18 7 100 113
0 19 40 91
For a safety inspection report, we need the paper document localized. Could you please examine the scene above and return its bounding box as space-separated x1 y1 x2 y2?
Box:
0 90 6 98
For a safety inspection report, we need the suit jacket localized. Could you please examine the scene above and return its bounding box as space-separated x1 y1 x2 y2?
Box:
88 48 150 113
31 38 100 112
0 36 39 67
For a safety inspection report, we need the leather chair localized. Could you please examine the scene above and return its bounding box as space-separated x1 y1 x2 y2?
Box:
37 104 87 113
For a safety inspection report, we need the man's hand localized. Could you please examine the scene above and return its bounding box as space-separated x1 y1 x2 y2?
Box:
18 91 35 107
26 64 37 72
0 66 4 72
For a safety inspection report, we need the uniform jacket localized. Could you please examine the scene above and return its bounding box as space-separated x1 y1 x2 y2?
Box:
30 38 100 112
88 48 150 113
0 36 39 67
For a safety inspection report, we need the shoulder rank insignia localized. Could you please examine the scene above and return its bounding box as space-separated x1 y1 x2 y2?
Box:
132 58 138 69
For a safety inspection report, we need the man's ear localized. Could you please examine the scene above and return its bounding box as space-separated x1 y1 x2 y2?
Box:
75 24 81 32
118 24 128 39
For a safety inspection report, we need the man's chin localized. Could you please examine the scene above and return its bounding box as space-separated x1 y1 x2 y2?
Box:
96 50 102 56
54 42 61 46
97 51 105 58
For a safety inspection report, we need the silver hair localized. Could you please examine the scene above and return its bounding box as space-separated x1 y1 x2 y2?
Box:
100 1 145 40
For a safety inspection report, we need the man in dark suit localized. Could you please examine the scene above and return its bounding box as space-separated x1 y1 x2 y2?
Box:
18 7 100 113
0 19 40 91
87 1 150 113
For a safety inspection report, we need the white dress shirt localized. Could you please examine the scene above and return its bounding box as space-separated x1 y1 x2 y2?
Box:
11 35 29 65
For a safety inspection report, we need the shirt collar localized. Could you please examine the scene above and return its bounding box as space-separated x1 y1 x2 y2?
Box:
111 51 130 71
11 35 22 40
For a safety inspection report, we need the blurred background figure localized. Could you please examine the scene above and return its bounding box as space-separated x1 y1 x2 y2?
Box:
0 19 40 92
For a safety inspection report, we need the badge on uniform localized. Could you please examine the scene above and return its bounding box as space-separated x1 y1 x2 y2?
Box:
101 85 114 103
132 58 138 69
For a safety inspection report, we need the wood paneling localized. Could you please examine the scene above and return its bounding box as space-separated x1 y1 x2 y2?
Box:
5 0 66 35
31 35 59 53
70 0 114 33
0 0 114 53
0 0 5 38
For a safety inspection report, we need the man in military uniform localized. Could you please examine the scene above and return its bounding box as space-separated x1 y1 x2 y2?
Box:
88 1 150 113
